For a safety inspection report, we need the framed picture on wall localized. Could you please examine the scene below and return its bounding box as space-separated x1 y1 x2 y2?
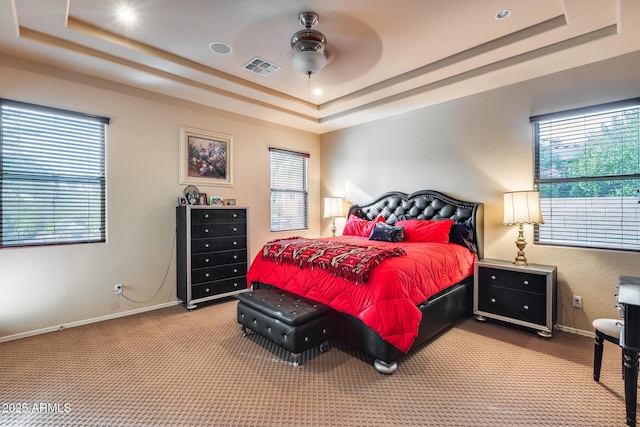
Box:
179 125 233 187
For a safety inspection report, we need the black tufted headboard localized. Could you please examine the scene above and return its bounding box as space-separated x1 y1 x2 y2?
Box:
346 190 484 259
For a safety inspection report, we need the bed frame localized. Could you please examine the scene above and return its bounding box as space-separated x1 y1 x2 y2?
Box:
335 190 483 374
255 190 483 374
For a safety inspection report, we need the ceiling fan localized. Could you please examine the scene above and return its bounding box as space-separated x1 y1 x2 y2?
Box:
290 11 331 77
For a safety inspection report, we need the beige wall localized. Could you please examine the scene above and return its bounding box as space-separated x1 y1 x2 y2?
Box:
0 57 321 339
320 50 640 333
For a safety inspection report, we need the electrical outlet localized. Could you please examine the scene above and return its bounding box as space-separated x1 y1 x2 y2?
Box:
572 295 583 308
114 283 123 294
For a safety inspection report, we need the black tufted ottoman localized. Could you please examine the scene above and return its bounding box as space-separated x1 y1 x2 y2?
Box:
237 288 331 366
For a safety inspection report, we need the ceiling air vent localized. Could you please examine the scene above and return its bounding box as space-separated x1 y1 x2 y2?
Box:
242 57 281 77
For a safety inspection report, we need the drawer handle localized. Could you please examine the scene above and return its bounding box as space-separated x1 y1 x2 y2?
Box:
523 280 529 285
204 228 209 233
205 273 210 278
524 305 529 310
205 258 210 263
204 243 210 248
233 241 238 246
233 213 237 218
233 268 238 273
204 214 209 219
205 288 210 292
491 275 496 280
233 227 237 232
233 255 238 260
234 282 238 287
490 298 496 303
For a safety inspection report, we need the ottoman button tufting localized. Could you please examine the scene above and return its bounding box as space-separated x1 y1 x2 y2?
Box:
237 288 331 367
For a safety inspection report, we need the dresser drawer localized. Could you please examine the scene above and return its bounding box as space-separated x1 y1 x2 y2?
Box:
191 236 247 253
191 222 246 238
478 267 546 294
191 263 247 284
191 277 247 299
191 209 246 224
477 285 546 325
191 250 247 269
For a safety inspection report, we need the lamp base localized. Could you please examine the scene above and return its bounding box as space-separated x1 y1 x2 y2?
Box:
513 224 530 265
331 218 336 237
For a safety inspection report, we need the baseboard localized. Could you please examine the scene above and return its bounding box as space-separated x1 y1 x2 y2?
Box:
555 323 595 338
0 300 180 343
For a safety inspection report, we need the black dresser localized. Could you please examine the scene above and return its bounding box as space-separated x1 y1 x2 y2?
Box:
176 205 249 309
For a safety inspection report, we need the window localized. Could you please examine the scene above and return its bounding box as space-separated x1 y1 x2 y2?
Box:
0 99 109 248
532 98 640 251
269 148 308 232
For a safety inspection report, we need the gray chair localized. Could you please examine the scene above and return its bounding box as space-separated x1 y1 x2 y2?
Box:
593 318 624 381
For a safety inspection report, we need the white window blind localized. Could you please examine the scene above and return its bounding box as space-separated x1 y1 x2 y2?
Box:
269 148 309 232
0 99 109 248
532 98 640 251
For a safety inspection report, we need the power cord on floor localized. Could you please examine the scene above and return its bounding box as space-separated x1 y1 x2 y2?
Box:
119 231 176 304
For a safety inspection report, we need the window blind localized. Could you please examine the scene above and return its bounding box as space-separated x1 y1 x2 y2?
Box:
269 148 309 232
531 98 640 251
0 99 109 248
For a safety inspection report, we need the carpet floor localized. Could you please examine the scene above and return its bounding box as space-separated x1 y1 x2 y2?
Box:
0 297 631 426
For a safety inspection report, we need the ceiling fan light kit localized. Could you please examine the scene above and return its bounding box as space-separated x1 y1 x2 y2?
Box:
290 11 329 77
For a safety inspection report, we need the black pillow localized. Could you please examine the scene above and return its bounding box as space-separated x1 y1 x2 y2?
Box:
369 223 405 242
449 222 477 253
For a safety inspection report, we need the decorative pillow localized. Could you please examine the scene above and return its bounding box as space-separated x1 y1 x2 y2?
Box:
394 219 454 243
449 222 477 253
342 214 385 237
368 223 405 242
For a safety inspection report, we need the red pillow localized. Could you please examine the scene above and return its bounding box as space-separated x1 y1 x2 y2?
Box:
343 214 385 237
394 219 454 243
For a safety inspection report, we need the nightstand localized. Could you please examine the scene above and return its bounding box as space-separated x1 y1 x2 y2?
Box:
474 258 557 337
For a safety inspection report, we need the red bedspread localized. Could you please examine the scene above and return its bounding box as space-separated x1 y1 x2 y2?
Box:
246 235 476 352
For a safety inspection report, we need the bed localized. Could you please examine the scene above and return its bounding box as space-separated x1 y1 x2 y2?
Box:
246 190 483 373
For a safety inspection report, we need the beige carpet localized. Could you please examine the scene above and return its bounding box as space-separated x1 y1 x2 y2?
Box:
0 298 630 426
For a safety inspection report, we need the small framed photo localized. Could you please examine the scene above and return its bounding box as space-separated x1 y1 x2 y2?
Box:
198 193 208 205
178 196 187 206
210 196 224 206
225 199 236 206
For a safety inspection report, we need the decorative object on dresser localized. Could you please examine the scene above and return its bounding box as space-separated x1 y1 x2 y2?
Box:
323 196 344 237
503 190 543 265
474 258 557 337
176 205 249 309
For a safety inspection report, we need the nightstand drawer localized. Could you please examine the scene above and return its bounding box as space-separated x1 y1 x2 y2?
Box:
477 285 546 325
478 267 546 294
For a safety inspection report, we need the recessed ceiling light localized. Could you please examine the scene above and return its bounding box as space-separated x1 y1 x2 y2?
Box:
117 5 137 23
209 42 233 55
313 88 322 96
495 9 511 20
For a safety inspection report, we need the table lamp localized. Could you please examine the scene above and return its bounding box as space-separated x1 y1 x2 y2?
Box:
323 197 344 237
503 190 543 265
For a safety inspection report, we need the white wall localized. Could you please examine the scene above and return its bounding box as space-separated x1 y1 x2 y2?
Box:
0 56 320 339
320 50 640 333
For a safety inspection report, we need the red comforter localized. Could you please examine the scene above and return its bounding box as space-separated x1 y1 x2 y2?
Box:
246 236 476 352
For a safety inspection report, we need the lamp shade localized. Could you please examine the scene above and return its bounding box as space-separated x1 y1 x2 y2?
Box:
503 191 543 225
323 197 344 218
291 50 328 76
